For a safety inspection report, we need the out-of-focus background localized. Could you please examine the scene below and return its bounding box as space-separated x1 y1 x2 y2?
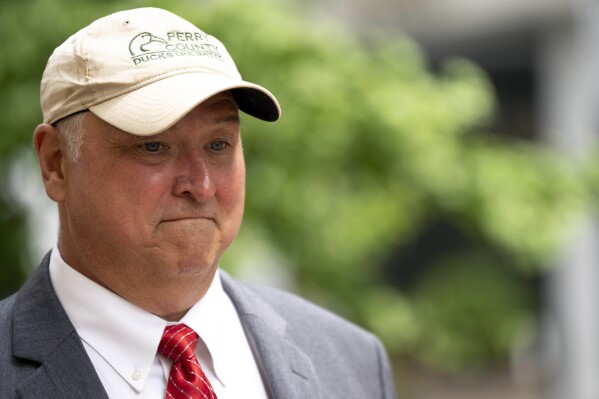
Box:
1 0 598 397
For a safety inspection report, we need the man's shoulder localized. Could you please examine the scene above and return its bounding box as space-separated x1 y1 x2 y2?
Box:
0 292 17 333
0 255 51 325
223 274 379 346
0 291 25 398
223 274 397 398
0 291 17 312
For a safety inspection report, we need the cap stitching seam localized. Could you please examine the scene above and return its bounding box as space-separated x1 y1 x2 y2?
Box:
81 29 100 105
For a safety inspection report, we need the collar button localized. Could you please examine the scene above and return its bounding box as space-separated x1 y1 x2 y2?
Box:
132 370 142 380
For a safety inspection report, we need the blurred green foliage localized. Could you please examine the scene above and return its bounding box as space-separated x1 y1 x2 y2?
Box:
0 0 591 374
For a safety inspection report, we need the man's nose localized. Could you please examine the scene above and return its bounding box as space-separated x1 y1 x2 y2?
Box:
172 155 216 201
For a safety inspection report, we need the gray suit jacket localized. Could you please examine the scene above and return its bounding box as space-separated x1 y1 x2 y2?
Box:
0 252 397 398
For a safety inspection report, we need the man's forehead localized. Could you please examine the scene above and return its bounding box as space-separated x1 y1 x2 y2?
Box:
199 93 240 119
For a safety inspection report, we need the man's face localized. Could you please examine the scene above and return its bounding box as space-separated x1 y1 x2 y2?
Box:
58 93 244 306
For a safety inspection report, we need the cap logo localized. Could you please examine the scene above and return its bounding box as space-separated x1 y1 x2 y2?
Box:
128 31 223 65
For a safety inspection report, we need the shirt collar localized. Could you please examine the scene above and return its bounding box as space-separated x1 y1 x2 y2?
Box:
48 246 229 392
178 267 229 386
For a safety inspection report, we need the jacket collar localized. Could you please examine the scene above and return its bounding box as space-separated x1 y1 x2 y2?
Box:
221 273 323 399
12 252 108 399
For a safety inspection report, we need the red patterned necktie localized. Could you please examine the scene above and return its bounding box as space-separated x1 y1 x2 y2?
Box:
158 324 218 399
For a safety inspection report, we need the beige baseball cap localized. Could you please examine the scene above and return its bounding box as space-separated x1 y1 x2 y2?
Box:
41 7 281 136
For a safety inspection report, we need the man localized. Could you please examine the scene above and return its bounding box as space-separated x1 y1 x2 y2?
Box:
0 7 397 399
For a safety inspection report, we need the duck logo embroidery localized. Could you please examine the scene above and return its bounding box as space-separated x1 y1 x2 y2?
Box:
128 31 224 65
129 32 169 56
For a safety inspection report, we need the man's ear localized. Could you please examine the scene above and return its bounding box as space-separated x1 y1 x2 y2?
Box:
33 124 68 202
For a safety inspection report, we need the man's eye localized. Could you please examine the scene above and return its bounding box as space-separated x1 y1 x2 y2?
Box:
142 142 163 153
210 141 228 151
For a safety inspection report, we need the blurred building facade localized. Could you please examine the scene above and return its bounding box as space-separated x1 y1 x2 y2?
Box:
318 0 599 398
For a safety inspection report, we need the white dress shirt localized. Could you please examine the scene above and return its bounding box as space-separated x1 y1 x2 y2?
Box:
49 246 269 399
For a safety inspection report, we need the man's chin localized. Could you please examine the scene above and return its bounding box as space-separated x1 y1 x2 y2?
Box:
175 258 218 276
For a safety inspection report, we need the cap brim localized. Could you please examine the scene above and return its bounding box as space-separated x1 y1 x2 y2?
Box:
89 72 280 136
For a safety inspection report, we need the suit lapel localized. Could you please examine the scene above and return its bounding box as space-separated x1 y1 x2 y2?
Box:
221 273 323 399
12 252 108 399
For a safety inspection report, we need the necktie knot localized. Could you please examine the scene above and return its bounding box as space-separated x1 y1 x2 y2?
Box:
157 324 217 399
158 324 198 363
